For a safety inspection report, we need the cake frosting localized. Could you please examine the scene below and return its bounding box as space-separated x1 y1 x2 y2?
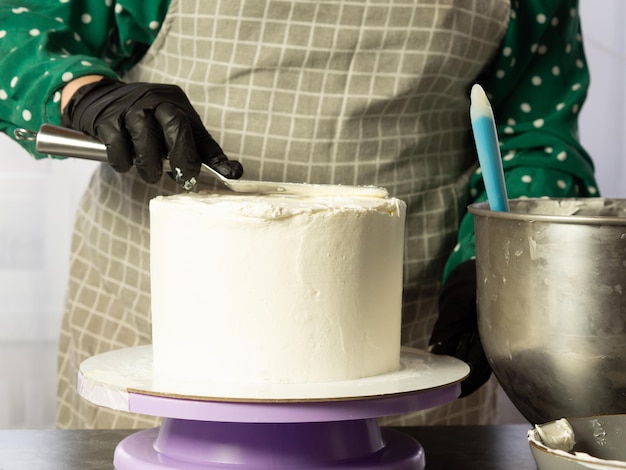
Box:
149 191 406 384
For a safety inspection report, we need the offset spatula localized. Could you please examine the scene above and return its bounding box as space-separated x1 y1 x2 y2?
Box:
14 124 389 198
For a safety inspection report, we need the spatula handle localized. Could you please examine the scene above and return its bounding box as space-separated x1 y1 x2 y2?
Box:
34 124 108 161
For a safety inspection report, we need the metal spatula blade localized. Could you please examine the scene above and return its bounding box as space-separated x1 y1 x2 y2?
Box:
15 124 389 198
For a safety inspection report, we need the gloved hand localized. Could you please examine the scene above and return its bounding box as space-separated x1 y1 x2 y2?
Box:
62 77 243 189
429 259 492 397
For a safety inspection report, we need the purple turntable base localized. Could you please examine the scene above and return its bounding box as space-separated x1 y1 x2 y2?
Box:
78 346 469 469
115 418 424 469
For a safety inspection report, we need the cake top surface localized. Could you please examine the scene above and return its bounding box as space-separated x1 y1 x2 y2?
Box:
151 191 405 220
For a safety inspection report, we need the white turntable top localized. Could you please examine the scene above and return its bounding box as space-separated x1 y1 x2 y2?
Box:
78 345 469 413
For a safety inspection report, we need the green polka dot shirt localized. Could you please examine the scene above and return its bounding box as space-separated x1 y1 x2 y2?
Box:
0 0 599 280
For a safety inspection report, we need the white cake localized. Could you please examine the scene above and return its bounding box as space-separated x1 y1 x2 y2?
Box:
149 191 406 384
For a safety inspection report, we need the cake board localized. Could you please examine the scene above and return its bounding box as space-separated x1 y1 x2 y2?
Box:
78 345 469 469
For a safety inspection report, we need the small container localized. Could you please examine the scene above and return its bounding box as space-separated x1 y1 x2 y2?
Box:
528 415 626 469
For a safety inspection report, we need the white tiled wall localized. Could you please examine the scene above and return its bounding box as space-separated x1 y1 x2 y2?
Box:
579 0 626 198
0 1 623 429
0 136 96 428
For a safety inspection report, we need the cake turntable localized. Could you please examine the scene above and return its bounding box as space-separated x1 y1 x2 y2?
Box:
79 345 469 469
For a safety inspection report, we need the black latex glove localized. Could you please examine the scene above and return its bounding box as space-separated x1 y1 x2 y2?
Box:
62 77 243 189
429 259 492 397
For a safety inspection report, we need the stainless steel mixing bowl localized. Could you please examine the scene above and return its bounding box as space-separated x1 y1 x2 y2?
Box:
470 198 626 424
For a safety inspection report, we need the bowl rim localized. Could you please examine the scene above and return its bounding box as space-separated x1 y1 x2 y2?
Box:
469 198 626 226
528 415 626 469
528 433 626 469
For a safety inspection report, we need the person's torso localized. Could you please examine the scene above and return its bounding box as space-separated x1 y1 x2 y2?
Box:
124 0 510 345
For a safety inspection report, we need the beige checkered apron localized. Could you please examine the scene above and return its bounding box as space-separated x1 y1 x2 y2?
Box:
57 0 511 429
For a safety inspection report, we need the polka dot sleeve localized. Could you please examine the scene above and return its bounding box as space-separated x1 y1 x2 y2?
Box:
443 0 600 281
0 1 170 159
